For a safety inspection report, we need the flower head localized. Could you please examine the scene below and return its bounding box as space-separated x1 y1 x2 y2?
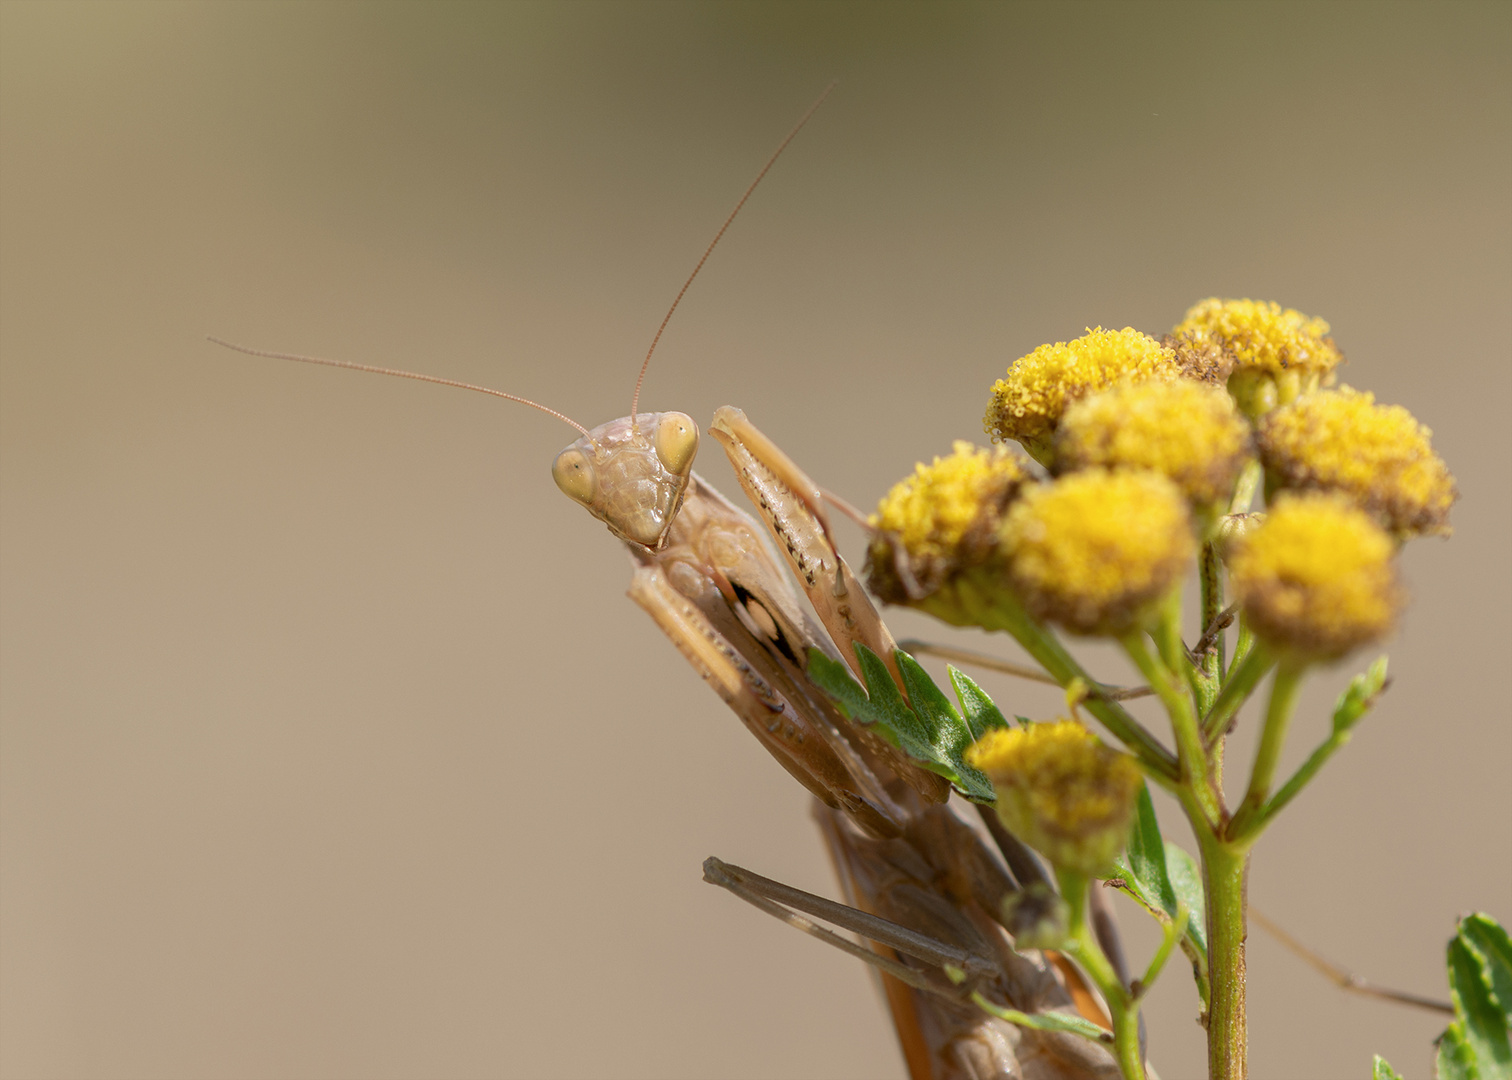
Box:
966 719 1142 875
984 327 1181 465
1258 387 1455 538
1172 299 1343 416
1055 380 1253 510
1001 469 1195 635
866 442 1031 603
1228 492 1402 660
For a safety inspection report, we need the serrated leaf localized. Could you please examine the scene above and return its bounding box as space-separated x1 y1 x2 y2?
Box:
1373 1054 1405 1080
1460 913 1512 1027
806 644 998 802
949 667 1011 742
1332 656 1389 734
1438 1024 1475 1080
1448 929 1512 1079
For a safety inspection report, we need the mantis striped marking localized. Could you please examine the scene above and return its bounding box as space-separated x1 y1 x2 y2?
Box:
212 88 1123 1080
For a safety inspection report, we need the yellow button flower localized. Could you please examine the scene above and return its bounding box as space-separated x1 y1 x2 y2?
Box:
867 442 1030 604
984 327 1180 466
1055 380 1253 510
1228 492 1402 659
966 719 1142 876
1258 387 1456 538
1172 299 1343 416
1001 470 1196 636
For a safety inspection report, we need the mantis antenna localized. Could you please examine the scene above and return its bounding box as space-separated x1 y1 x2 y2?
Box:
205 337 593 440
627 80 838 427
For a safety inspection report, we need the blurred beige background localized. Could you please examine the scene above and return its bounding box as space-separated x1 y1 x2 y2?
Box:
2 4 1508 1078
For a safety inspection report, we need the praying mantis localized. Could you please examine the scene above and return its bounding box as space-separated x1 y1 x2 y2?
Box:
214 90 1126 1080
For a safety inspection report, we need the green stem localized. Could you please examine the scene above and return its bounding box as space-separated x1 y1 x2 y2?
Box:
1228 659 1307 840
1203 642 1275 743
1228 459 1262 514
1238 725 1352 843
1057 869 1145 1080
957 583 1180 784
1199 541 1226 684
1138 902 1190 996
1197 832 1249 1080
1120 631 1220 827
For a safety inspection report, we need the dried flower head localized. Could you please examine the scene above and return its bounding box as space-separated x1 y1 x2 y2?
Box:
866 442 1031 603
1258 387 1455 538
966 719 1142 875
983 327 1181 466
1172 299 1343 416
1000 469 1195 635
1228 492 1402 660
1055 380 1253 510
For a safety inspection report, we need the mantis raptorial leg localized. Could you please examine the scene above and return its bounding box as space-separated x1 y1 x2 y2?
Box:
213 89 1129 1080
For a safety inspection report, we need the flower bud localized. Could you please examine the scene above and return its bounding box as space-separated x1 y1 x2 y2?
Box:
966 720 1142 877
1000 469 1196 636
1257 387 1455 539
983 327 1181 466
1171 299 1343 418
1228 492 1403 660
1054 380 1253 518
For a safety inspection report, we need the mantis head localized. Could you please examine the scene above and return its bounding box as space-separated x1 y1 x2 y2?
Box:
552 412 699 550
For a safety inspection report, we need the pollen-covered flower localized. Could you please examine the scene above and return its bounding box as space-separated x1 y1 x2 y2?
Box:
1258 387 1456 539
1055 381 1253 511
966 719 1142 876
1228 492 1402 659
866 442 1031 603
1000 469 1196 635
1172 299 1343 416
984 328 1181 466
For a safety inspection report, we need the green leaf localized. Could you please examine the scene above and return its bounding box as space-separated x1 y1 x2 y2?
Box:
1460 913 1512 1028
1332 656 1389 735
948 667 1010 742
1373 1054 1405 1080
1438 1024 1476 1080
1446 918 1512 1080
806 644 999 802
1107 788 1207 979
1164 840 1209 960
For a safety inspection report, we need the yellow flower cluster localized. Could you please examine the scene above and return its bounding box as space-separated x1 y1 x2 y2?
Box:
983 328 1180 465
1228 493 1402 659
966 719 1141 875
1258 387 1455 538
1055 381 1253 509
1001 470 1195 635
866 442 1029 602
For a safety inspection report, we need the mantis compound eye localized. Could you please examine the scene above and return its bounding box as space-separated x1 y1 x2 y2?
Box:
552 448 598 506
653 412 699 477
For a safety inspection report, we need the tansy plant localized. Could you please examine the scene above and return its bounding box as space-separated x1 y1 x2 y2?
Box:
806 299 1502 1080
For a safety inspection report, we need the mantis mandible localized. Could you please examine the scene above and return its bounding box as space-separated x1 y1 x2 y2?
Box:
213 88 1123 1080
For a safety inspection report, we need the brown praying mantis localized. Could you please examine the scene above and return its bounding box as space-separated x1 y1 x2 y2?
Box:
212 89 1129 1080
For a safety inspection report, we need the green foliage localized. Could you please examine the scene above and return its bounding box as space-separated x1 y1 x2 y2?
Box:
1110 785 1208 982
1435 913 1512 1080
1374 1055 1405 1080
1332 656 1389 734
806 644 1009 802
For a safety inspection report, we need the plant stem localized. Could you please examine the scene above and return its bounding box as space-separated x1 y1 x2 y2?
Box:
1199 540 1226 681
1198 832 1249 1080
1238 724 1351 842
955 581 1180 783
1120 631 1220 826
1229 659 1306 840
1203 642 1274 743
1057 869 1146 1080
